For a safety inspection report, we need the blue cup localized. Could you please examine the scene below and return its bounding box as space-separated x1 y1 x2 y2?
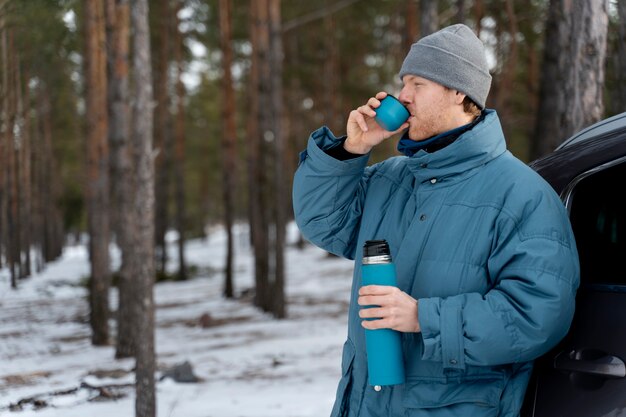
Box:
374 95 410 131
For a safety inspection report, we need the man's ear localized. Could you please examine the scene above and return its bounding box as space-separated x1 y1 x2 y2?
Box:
454 91 466 105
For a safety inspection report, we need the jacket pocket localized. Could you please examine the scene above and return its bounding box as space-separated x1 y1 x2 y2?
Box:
402 375 504 411
330 340 356 417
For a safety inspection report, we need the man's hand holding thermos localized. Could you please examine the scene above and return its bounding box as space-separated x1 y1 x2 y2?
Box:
359 240 421 391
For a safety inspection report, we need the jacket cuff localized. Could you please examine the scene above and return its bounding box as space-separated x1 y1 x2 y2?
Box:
299 126 369 173
419 297 466 371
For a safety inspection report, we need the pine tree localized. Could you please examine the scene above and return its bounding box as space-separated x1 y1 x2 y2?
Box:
130 0 157 414
532 0 609 159
84 0 111 346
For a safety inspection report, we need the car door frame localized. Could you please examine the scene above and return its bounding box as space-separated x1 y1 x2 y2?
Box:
521 116 626 416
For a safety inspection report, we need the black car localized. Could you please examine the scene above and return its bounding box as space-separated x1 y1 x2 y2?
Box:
521 112 626 416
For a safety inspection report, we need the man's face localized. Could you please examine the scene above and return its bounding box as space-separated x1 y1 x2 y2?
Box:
398 75 461 141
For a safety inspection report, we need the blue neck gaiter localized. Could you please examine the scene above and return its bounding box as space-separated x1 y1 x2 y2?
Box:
397 113 484 157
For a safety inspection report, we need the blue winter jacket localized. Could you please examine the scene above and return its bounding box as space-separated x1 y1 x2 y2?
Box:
293 110 580 417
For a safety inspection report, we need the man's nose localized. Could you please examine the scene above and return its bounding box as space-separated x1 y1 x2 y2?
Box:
398 88 410 105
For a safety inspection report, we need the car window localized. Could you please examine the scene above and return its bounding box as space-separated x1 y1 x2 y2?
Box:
569 160 625 287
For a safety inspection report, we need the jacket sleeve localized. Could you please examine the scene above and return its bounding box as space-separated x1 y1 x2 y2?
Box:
417 191 580 371
292 126 373 260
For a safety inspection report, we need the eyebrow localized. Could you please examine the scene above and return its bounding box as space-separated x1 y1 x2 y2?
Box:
404 75 425 84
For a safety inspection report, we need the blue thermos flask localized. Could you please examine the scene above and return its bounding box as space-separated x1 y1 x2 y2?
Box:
361 239 405 390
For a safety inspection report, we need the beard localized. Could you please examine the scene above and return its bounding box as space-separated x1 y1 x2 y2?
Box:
407 116 443 141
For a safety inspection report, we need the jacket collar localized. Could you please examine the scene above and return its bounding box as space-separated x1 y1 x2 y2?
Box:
397 113 484 156
405 109 507 183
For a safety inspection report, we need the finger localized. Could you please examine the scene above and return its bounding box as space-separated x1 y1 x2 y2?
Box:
375 91 388 100
367 97 381 109
357 104 377 118
358 294 391 307
350 110 369 132
381 123 409 140
359 285 396 296
361 318 391 330
390 122 410 135
359 307 385 319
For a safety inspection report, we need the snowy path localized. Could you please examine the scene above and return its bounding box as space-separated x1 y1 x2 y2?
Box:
0 225 353 416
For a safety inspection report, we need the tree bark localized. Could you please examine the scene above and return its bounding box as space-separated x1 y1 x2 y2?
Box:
6 28 20 285
269 0 286 319
106 0 135 359
249 0 271 312
0 3 6 274
153 0 172 277
474 0 484 39
284 33 304 248
246 0 259 252
0 4 5 272
616 0 626 112
130 0 156 415
455 0 466 24
323 10 340 133
84 0 111 346
32 88 44 274
38 87 63 264
172 0 187 281
15 42 30 279
531 0 608 160
20 64 32 279
219 0 236 298
420 0 438 37
35 88 52 268
405 0 419 49
492 0 518 123
1 22 14 287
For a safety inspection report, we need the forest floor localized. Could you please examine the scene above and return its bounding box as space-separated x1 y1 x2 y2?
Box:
0 224 353 417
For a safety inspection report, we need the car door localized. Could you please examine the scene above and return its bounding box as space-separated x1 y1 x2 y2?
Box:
522 115 626 417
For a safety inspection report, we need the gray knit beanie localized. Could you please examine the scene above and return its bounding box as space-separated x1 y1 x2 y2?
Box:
399 24 492 109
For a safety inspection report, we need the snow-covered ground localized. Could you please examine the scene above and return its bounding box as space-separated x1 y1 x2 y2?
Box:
0 223 354 417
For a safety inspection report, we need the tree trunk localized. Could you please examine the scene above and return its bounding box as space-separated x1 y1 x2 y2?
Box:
283 32 303 238
249 0 271 312
1 23 14 288
39 87 63 264
531 0 608 160
474 0 484 39
106 0 135 359
130 0 156 415
153 0 172 277
84 0 111 346
246 0 259 252
0 3 6 274
173 0 187 281
323 10 340 133
20 65 32 279
420 0 438 37
219 0 236 298
491 0 518 124
269 0 286 319
455 0 466 24
16 45 30 279
6 28 20 286
405 0 419 49
34 87 50 272
258 0 271 313
616 0 626 112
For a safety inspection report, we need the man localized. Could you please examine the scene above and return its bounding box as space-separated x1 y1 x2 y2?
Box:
293 24 579 417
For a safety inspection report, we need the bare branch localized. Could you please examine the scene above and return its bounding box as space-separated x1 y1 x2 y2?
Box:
282 0 362 33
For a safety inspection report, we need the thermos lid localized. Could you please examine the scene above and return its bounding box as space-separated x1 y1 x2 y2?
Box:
363 240 390 258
